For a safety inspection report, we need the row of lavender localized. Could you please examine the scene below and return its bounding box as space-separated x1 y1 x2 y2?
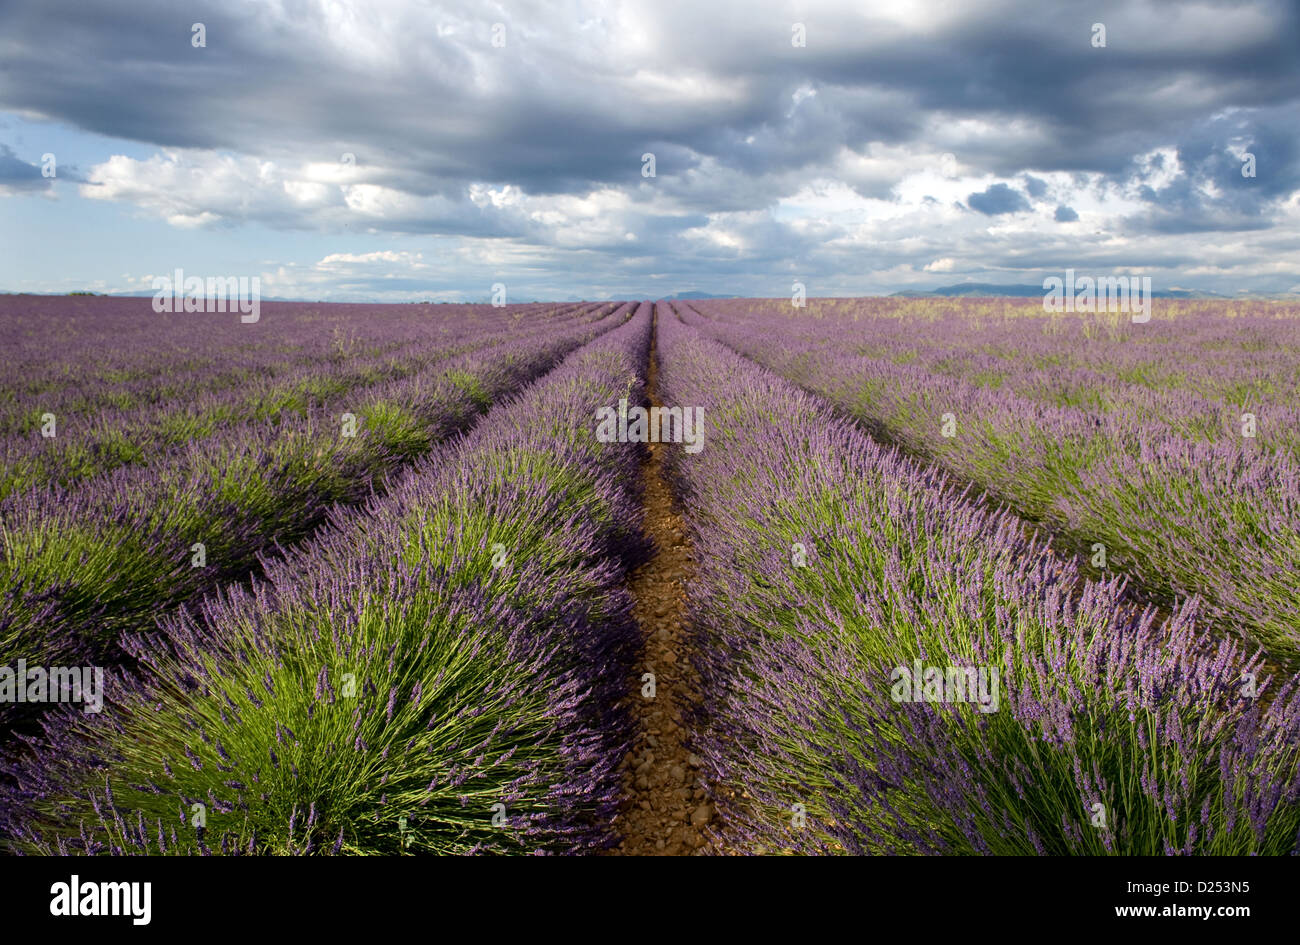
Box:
657 303 1300 854
1 303 654 854
1 301 594 498
684 298 1300 667
766 297 1300 443
1 301 627 728
1 297 570 438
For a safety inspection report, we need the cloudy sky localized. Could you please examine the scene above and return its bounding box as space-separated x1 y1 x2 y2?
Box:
1 0 1298 300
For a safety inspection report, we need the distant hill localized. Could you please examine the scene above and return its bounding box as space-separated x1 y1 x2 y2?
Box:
656 291 738 300
891 282 1230 299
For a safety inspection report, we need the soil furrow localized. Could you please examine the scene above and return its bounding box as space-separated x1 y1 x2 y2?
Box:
609 312 715 856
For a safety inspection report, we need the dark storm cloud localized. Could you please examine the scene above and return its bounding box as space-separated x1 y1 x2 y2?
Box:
1023 176 1048 199
0 144 50 192
0 143 85 193
1119 104 1300 233
968 183 1030 215
0 0 1297 293
1 1 1293 194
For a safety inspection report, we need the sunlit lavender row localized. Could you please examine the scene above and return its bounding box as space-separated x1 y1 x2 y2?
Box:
685 297 1300 667
0 299 624 729
658 301 1300 855
2 303 652 854
2 293 1297 856
0 301 599 498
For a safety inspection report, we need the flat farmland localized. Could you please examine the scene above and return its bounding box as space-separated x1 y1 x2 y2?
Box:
1 295 1296 857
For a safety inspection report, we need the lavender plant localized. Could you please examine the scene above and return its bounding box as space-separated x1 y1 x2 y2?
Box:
655 303 1300 856
0 304 629 726
684 298 1300 666
1 304 654 855
0 301 602 498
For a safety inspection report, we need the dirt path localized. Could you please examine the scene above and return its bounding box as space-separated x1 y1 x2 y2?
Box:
609 313 715 856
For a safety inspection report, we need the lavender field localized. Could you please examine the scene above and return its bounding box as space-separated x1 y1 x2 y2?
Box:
1 294 1296 857
6 1 1300 927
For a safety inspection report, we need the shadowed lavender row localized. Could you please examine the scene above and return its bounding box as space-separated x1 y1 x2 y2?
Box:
655 302 1300 855
1 302 654 855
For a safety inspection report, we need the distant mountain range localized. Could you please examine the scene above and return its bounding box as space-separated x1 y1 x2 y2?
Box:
890 282 1240 299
